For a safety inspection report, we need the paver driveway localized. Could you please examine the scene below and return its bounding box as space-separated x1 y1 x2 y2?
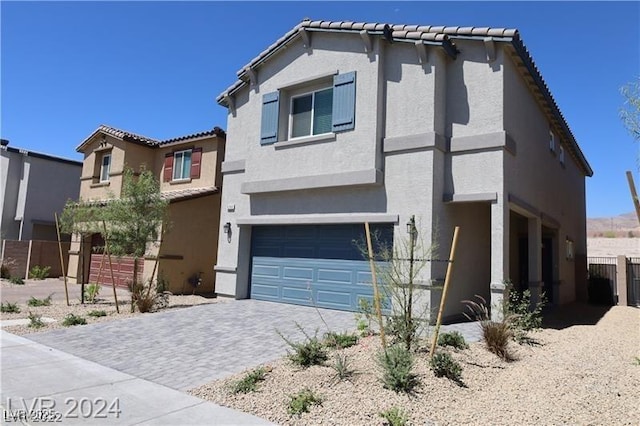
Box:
26 300 355 391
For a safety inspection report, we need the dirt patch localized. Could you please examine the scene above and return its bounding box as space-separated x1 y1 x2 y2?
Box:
190 306 640 425
1 277 228 335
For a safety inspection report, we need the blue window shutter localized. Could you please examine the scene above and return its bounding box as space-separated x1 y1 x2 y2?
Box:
260 91 279 145
332 71 356 132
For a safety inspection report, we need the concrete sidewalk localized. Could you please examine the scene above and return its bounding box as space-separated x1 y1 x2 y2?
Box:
0 331 273 425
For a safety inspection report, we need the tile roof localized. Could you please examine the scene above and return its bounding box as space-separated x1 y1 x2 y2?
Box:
77 125 225 152
215 18 592 177
160 186 219 202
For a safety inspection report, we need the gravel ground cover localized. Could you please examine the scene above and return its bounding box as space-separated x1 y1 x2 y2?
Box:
1 278 225 335
190 306 640 426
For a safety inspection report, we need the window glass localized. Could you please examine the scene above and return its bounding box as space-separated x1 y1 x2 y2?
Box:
313 88 333 135
291 95 312 138
173 150 192 180
290 88 333 138
100 153 111 182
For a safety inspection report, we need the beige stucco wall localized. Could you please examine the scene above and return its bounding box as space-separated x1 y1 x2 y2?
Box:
157 136 224 192
155 194 221 294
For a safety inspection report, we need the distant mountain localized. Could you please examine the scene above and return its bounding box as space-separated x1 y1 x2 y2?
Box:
587 212 639 237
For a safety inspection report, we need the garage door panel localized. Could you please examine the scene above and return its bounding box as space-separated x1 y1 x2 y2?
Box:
317 268 352 284
316 290 351 310
250 225 393 312
281 286 312 303
283 266 314 280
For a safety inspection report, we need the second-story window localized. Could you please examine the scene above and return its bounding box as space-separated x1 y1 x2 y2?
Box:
290 88 333 138
100 153 111 182
172 150 192 180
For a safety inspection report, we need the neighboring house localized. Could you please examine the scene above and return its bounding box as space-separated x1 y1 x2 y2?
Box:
213 19 593 320
67 125 226 295
0 139 82 242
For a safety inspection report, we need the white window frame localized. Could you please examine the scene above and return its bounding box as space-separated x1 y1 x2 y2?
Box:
288 87 333 140
172 149 192 181
99 153 111 183
549 130 556 152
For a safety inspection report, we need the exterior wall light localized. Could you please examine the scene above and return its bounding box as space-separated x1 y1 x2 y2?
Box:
223 222 232 243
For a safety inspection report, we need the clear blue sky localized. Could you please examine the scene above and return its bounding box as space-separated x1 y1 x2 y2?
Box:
1 1 638 218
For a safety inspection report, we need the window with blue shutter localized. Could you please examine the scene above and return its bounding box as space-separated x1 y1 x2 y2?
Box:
260 91 280 145
332 71 356 132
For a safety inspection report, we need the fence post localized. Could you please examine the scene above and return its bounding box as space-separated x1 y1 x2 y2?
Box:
25 240 33 279
616 255 628 306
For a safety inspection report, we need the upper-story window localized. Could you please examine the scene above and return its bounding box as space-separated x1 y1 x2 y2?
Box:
100 153 111 182
172 150 192 181
559 145 565 166
290 88 333 138
163 147 202 183
549 130 556 152
260 71 356 145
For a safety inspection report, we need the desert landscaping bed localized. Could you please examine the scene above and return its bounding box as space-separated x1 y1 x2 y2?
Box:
190 306 640 425
0 278 226 335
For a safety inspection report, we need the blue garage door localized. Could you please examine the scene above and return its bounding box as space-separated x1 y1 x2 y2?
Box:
250 224 393 312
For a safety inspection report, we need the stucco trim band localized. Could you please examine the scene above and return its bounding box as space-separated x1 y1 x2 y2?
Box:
236 213 399 225
383 132 446 153
508 193 539 217
214 265 237 273
221 159 246 174
443 192 497 203
449 131 516 155
241 169 383 194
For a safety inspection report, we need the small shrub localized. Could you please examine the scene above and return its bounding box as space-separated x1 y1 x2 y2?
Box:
437 331 469 350
430 352 464 385
1 301 20 313
84 283 101 303
230 367 267 394
277 324 328 368
1 258 16 278
28 312 45 328
129 278 170 313
9 277 24 285
330 353 354 381
27 295 52 307
377 345 419 393
385 315 419 351
287 388 322 416
355 298 374 335
87 310 107 317
29 265 50 280
62 313 87 327
463 296 514 361
324 331 358 349
379 407 409 426
633 356 640 366
506 283 546 341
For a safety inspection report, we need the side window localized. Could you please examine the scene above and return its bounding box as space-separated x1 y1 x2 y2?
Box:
290 87 333 138
163 147 202 182
559 145 565 166
173 150 192 181
549 130 555 152
260 71 356 145
100 153 111 182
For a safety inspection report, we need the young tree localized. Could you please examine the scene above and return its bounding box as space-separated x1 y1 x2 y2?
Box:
621 78 640 142
102 167 169 312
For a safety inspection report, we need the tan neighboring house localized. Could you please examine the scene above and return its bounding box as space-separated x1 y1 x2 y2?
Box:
213 19 593 321
67 125 226 295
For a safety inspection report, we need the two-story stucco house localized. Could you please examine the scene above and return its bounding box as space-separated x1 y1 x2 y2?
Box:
1 139 82 243
213 19 593 320
67 125 225 295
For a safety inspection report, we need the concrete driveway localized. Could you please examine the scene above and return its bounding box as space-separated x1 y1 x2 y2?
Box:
25 299 356 391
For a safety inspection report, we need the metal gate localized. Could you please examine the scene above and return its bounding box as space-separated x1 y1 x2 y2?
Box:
587 257 617 305
627 257 640 307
